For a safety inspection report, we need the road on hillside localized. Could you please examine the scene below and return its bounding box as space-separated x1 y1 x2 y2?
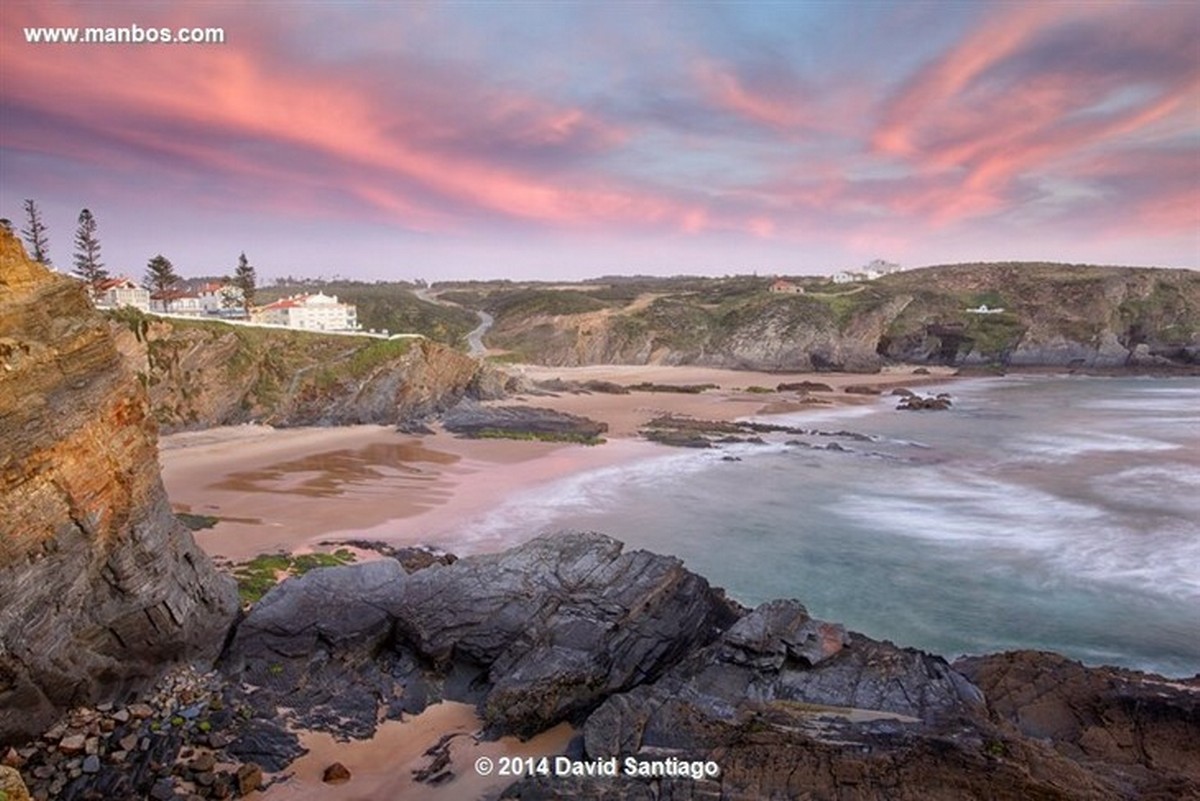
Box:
415 287 493 357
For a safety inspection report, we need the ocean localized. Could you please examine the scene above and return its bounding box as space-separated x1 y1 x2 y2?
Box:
466 376 1200 678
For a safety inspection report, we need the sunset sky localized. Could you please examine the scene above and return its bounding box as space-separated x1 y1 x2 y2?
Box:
1 1 1197 282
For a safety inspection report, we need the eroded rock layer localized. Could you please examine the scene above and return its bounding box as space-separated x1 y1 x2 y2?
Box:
0 231 238 744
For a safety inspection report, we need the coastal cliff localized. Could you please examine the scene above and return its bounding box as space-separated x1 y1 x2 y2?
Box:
105 310 508 432
468 264 1199 371
0 231 238 744
223 532 1198 800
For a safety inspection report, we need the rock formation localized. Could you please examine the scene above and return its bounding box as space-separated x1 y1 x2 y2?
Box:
441 400 609 441
221 532 739 738
479 264 1199 372
218 529 1198 800
106 312 509 433
0 231 238 745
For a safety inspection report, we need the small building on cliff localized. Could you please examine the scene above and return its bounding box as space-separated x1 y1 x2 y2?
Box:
768 279 805 295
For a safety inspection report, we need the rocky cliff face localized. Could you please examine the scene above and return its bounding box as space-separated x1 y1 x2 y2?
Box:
105 311 508 432
0 231 238 745
214 530 1198 800
484 265 1199 372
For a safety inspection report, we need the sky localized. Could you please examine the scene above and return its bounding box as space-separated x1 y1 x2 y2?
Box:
1 1 1197 282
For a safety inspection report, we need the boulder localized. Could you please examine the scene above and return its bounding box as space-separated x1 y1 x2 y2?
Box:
442 400 607 441
223 532 740 738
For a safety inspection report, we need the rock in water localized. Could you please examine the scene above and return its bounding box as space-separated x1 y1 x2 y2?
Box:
0 230 239 744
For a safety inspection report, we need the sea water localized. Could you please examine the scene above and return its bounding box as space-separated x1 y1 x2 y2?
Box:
468 376 1200 677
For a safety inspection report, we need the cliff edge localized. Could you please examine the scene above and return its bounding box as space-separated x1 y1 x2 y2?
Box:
0 230 238 744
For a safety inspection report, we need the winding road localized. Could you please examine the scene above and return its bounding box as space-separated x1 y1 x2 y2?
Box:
415 287 493 358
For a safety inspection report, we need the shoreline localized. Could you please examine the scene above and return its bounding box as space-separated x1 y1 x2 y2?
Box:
160 364 957 562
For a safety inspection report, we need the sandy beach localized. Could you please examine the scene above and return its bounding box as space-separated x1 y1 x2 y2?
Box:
256 702 575 801
157 363 953 797
161 364 954 562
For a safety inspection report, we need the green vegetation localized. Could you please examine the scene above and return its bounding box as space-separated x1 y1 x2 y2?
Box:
259 280 477 346
177 513 219 531
346 337 415 377
744 385 773 394
104 306 151 342
628 382 718 394
486 288 609 318
232 549 356 606
471 429 606 446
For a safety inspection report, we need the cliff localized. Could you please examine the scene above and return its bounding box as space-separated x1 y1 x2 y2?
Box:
0 231 238 745
105 310 508 432
471 265 1199 371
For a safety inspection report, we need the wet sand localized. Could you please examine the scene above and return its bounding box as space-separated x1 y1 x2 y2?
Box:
160 364 955 562
257 701 575 801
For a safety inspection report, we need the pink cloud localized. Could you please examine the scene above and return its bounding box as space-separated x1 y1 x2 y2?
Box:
0 4 705 235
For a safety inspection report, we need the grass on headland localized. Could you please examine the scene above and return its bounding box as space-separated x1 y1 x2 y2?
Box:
233 549 356 606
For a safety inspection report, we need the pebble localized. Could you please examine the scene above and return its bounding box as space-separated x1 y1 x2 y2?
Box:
82 754 100 774
58 734 86 755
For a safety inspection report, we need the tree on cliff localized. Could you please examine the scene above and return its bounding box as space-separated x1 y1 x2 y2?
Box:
72 208 106 288
232 251 257 314
145 254 179 294
22 199 51 265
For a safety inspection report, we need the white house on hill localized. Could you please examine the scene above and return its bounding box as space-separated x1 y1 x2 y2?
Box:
93 277 150 311
251 292 358 332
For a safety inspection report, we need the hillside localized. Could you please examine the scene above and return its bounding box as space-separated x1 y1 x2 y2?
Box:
257 280 479 346
439 264 1199 372
105 309 507 432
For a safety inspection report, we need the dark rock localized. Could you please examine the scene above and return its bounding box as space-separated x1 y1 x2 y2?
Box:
148 779 176 801
395 418 435 435
81 755 99 774
891 387 916 397
897 394 952 411
508 610 1115 801
322 762 351 784
321 540 457 573
912 367 931 374
225 719 305 773
777 381 833 392
843 384 882 395
580 380 629 395
223 532 739 739
442 400 607 440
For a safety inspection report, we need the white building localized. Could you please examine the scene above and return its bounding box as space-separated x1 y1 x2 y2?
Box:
93 277 151 311
150 289 204 315
194 281 243 313
252 292 358 332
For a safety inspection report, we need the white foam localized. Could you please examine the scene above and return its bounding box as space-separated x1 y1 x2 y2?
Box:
1008 432 1180 461
834 469 1200 600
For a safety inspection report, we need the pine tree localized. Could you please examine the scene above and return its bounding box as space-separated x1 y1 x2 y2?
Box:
72 208 106 288
21 199 51 265
144 254 179 294
232 251 257 315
